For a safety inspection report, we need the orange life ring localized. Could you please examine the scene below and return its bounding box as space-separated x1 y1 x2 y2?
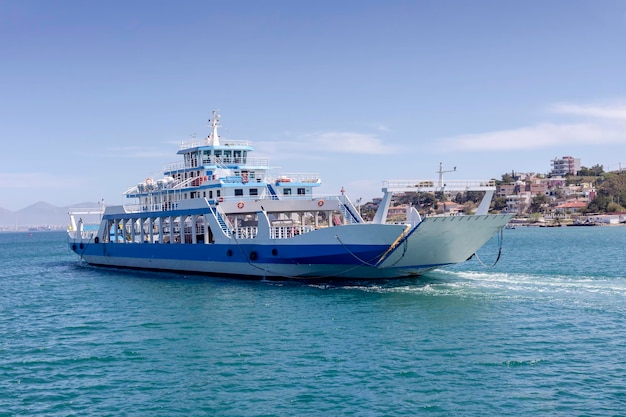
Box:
317 200 324 207
237 201 245 209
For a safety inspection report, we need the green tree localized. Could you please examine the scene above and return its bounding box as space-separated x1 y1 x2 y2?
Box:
586 173 626 213
490 197 507 212
607 202 626 213
586 193 610 213
396 192 438 213
501 173 514 183
455 191 485 204
415 193 437 210
529 194 550 213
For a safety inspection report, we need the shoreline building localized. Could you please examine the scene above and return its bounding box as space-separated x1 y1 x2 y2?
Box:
551 156 581 176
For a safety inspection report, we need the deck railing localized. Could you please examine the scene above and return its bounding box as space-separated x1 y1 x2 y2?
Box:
178 139 252 150
383 179 496 191
162 157 271 173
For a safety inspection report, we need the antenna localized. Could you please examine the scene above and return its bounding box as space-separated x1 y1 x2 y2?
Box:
437 162 457 188
208 110 221 146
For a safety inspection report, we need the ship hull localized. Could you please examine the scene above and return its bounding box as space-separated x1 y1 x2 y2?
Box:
69 214 512 280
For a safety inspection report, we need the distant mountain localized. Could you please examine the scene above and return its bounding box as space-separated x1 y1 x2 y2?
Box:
0 201 102 227
0 207 14 227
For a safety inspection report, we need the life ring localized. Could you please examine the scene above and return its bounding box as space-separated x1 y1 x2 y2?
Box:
218 197 224 202
317 200 325 207
237 201 245 209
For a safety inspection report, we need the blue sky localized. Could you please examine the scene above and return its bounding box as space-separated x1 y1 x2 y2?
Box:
1 0 626 211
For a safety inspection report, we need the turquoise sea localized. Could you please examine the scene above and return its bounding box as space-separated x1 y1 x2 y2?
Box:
1 227 625 416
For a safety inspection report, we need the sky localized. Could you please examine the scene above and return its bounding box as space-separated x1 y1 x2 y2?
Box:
1 0 626 211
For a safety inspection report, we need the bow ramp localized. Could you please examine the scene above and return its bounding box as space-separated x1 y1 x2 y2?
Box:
376 213 513 270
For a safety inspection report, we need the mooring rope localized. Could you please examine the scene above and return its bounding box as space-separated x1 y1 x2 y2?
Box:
473 228 504 268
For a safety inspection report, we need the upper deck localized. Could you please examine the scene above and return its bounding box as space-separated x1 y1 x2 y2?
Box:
177 139 253 153
122 111 322 205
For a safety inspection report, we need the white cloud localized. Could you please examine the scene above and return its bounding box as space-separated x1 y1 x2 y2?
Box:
440 100 626 151
374 124 392 132
550 102 626 120
256 131 400 159
312 132 397 154
313 132 394 154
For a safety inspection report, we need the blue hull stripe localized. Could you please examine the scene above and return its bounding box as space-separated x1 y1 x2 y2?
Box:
71 242 389 266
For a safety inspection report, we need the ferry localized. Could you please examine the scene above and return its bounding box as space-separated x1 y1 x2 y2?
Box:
68 112 513 280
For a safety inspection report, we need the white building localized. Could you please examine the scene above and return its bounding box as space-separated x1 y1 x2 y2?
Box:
551 156 581 176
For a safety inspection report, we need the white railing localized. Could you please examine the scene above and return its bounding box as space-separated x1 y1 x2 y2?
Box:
230 225 316 240
163 161 185 172
383 179 496 191
270 225 314 239
270 173 321 183
80 230 97 240
68 208 105 215
178 139 252 150
163 157 271 173
234 226 258 239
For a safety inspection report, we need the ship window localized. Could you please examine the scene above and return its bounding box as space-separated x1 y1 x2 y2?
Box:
209 190 213 199
297 188 305 195
216 190 221 197
283 188 292 195
249 188 258 196
235 189 243 196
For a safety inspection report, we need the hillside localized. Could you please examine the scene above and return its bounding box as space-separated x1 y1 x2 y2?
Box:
0 202 101 228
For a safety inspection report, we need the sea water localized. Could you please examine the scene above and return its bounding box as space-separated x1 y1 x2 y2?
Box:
1 227 625 416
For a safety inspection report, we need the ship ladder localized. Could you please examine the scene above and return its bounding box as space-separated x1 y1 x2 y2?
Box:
210 206 233 237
